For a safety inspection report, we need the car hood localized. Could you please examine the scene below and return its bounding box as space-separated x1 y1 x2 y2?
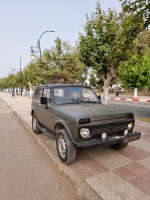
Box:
55 103 132 123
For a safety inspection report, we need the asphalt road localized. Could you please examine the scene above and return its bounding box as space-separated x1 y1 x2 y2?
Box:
109 100 150 121
0 98 81 200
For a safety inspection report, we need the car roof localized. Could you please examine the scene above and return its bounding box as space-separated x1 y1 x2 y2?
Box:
36 84 91 89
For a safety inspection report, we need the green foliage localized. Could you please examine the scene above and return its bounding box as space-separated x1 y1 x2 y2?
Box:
79 3 119 77
0 74 12 89
120 0 150 28
23 59 51 86
78 2 144 87
21 37 87 86
42 37 87 83
118 52 150 88
134 29 150 55
89 72 97 87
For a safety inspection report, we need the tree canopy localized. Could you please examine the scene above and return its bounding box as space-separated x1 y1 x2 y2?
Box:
120 0 150 28
118 52 150 88
78 2 144 89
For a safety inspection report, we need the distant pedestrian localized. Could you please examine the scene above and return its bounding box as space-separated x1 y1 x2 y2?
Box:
115 87 119 97
12 90 15 97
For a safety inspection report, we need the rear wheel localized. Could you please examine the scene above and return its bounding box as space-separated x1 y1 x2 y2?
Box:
32 115 41 134
56 129 76 165
110 142 128 150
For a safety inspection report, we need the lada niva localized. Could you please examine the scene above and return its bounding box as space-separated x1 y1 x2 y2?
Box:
31 84 141 164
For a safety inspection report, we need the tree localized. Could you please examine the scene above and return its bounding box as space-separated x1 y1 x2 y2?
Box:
78 2 144 104
23 60 50 86
42 37 87 83
0 74 12 91
134 29 150 55
120 0 150 28
22 37 87 88
118 52 150 96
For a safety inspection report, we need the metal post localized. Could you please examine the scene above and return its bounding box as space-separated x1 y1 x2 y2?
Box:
20 58 22 96
38 30 55 58
12 68 13 91
12 68 17 91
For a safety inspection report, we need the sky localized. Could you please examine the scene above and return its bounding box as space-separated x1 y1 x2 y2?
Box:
0 0 122 78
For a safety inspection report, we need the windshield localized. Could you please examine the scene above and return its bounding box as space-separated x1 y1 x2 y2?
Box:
54 86 100 105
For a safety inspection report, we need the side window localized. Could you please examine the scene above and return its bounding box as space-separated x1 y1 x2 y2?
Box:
82 88 92 101
54 88 64 97
33 88 42 100
43 88 51 104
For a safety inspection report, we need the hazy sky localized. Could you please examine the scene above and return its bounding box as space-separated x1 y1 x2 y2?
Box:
0 0 122 78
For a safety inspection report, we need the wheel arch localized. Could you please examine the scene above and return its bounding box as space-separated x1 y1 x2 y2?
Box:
31 109 35 116
54 120 72 139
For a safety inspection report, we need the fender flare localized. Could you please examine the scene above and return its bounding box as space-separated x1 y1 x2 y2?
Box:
54 119 73 140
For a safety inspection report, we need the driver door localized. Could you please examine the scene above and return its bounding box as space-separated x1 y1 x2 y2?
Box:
38 88 52 130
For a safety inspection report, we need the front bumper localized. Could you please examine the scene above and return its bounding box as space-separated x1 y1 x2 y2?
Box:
73 131 141 148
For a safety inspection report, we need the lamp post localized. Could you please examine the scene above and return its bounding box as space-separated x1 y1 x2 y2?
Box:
20 58 23 96
30 30 55 60
12 68 17 91
38 30 55 57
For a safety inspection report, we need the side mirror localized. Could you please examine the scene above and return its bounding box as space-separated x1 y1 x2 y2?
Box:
41 96 47 105
98 95 101 101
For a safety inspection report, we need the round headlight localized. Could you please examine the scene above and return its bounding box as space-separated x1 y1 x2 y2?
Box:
128 123 133 130
102 133 107 140
80 128 90 138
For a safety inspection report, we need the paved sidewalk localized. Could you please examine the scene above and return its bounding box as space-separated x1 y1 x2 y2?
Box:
1 92 150 200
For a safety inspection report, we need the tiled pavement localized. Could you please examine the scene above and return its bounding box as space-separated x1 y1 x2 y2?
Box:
0 92 150 200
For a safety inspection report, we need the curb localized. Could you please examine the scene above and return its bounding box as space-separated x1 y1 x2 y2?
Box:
0 96 102 200
109 97 150 103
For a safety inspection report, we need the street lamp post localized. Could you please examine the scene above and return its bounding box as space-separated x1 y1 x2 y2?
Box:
38 30 55 57
30 30 55 60
20 58 23 96
12 68 17 91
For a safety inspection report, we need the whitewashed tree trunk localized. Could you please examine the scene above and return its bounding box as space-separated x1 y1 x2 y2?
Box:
15 88 16 94
103 75 111 105
23 87 26 96
30 87 32 97
134 88 138 98
103 87 109 105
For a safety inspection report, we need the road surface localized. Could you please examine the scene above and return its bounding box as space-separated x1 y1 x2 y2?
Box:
0 98 81 200
109 100 150 122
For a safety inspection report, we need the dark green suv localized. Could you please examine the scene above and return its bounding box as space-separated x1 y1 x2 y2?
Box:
31 84 141 164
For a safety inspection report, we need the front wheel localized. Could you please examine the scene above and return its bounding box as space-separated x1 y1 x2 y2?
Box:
32 115 41 134
56 129 76 165
110 142 128 150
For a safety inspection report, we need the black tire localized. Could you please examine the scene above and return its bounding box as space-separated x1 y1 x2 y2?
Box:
56 129 76 165
110 142 128 150
32 115 41 134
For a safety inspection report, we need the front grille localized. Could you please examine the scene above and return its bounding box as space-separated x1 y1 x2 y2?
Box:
91 122 129 139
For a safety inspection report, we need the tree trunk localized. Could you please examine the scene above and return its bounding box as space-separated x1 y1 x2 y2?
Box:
103 75 111 105
134 88 138 98
103 60 116 105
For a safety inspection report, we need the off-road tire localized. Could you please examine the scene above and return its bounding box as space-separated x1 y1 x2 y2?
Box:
56 129 76 165
110 142 128 150
32 115 41 134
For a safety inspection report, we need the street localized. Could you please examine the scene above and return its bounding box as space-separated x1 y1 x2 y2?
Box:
0 92 150 200
109 100 150 122
0 98 81 200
